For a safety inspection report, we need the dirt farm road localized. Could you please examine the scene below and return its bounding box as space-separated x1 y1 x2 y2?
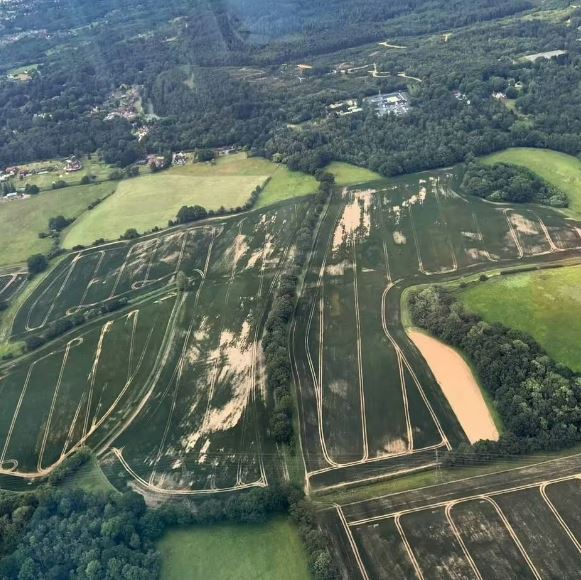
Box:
338 450 581 523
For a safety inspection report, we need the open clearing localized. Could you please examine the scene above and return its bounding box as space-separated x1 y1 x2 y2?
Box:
481 148 581 217
325 162 383 186
458 265 581 372
63 154 316 246
158 518 310 580
408 330 499 443
0 181 116 266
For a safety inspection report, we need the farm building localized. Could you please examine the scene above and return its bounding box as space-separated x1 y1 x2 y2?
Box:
364 91 410 117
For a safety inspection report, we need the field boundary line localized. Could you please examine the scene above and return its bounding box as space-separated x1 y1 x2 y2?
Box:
339 451 581 510
445 502 483 580
347 473 580 526
352 239 369 460
37 337 83 471
481 495 542 580
504 209 524 258
434 179 458 273
335 504 370 580
540 481 581 555
311 461 439 494
395 513 425 580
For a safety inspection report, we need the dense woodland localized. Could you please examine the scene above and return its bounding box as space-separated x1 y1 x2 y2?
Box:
410 285 581 462
0 453 335 580
461 162 568 206
1 1 581 174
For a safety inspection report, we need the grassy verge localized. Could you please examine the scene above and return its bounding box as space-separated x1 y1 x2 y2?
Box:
480 147 581 217
324 161 383 186
60 456 119 495
315 443 581 506
158 518 310 580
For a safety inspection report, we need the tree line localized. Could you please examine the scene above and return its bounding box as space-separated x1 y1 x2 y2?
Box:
0 448 337 580
409 285 581 464
461 162 568 207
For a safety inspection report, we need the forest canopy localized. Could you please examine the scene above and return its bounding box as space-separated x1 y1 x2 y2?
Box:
461 162 568 207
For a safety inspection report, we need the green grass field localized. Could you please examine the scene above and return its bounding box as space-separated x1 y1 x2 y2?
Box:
458 265 581 372
158 518 310 580
63 154 316 246
0 181 115 266
60 456 119 494
255 165 318 208
325 162 383 186
481 148 581 217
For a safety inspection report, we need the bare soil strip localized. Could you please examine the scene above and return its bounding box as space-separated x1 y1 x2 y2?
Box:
408 331 498 444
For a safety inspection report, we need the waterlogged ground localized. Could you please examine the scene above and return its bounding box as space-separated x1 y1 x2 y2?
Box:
1 202 307 494
2 165 581 500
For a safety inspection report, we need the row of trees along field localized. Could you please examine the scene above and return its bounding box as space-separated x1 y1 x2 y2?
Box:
409 286 581 465
0 451 337 579
262 172 336 445
461 162 568 207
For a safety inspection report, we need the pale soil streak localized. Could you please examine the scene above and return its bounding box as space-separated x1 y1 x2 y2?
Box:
471 213 497 262
408 331 498 444
503 209 525 258
112 447 266 495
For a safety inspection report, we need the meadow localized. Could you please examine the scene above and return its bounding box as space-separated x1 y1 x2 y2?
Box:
63 154 317 247
0 181 115 266
158 519 310 580
482 148 581 217
325 161 383 186
458 265 581 372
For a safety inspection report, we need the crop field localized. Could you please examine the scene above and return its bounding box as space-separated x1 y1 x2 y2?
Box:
291 169 581 493
327 456 581 579
458 265 581 372
0 270 27 303
1 202 306 493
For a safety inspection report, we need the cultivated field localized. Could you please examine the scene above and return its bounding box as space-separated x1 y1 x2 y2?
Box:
1 201 306 494
292 169 581 492
458 264 581 372
63 154 317 247
482 148 581 217
327 452 581 579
